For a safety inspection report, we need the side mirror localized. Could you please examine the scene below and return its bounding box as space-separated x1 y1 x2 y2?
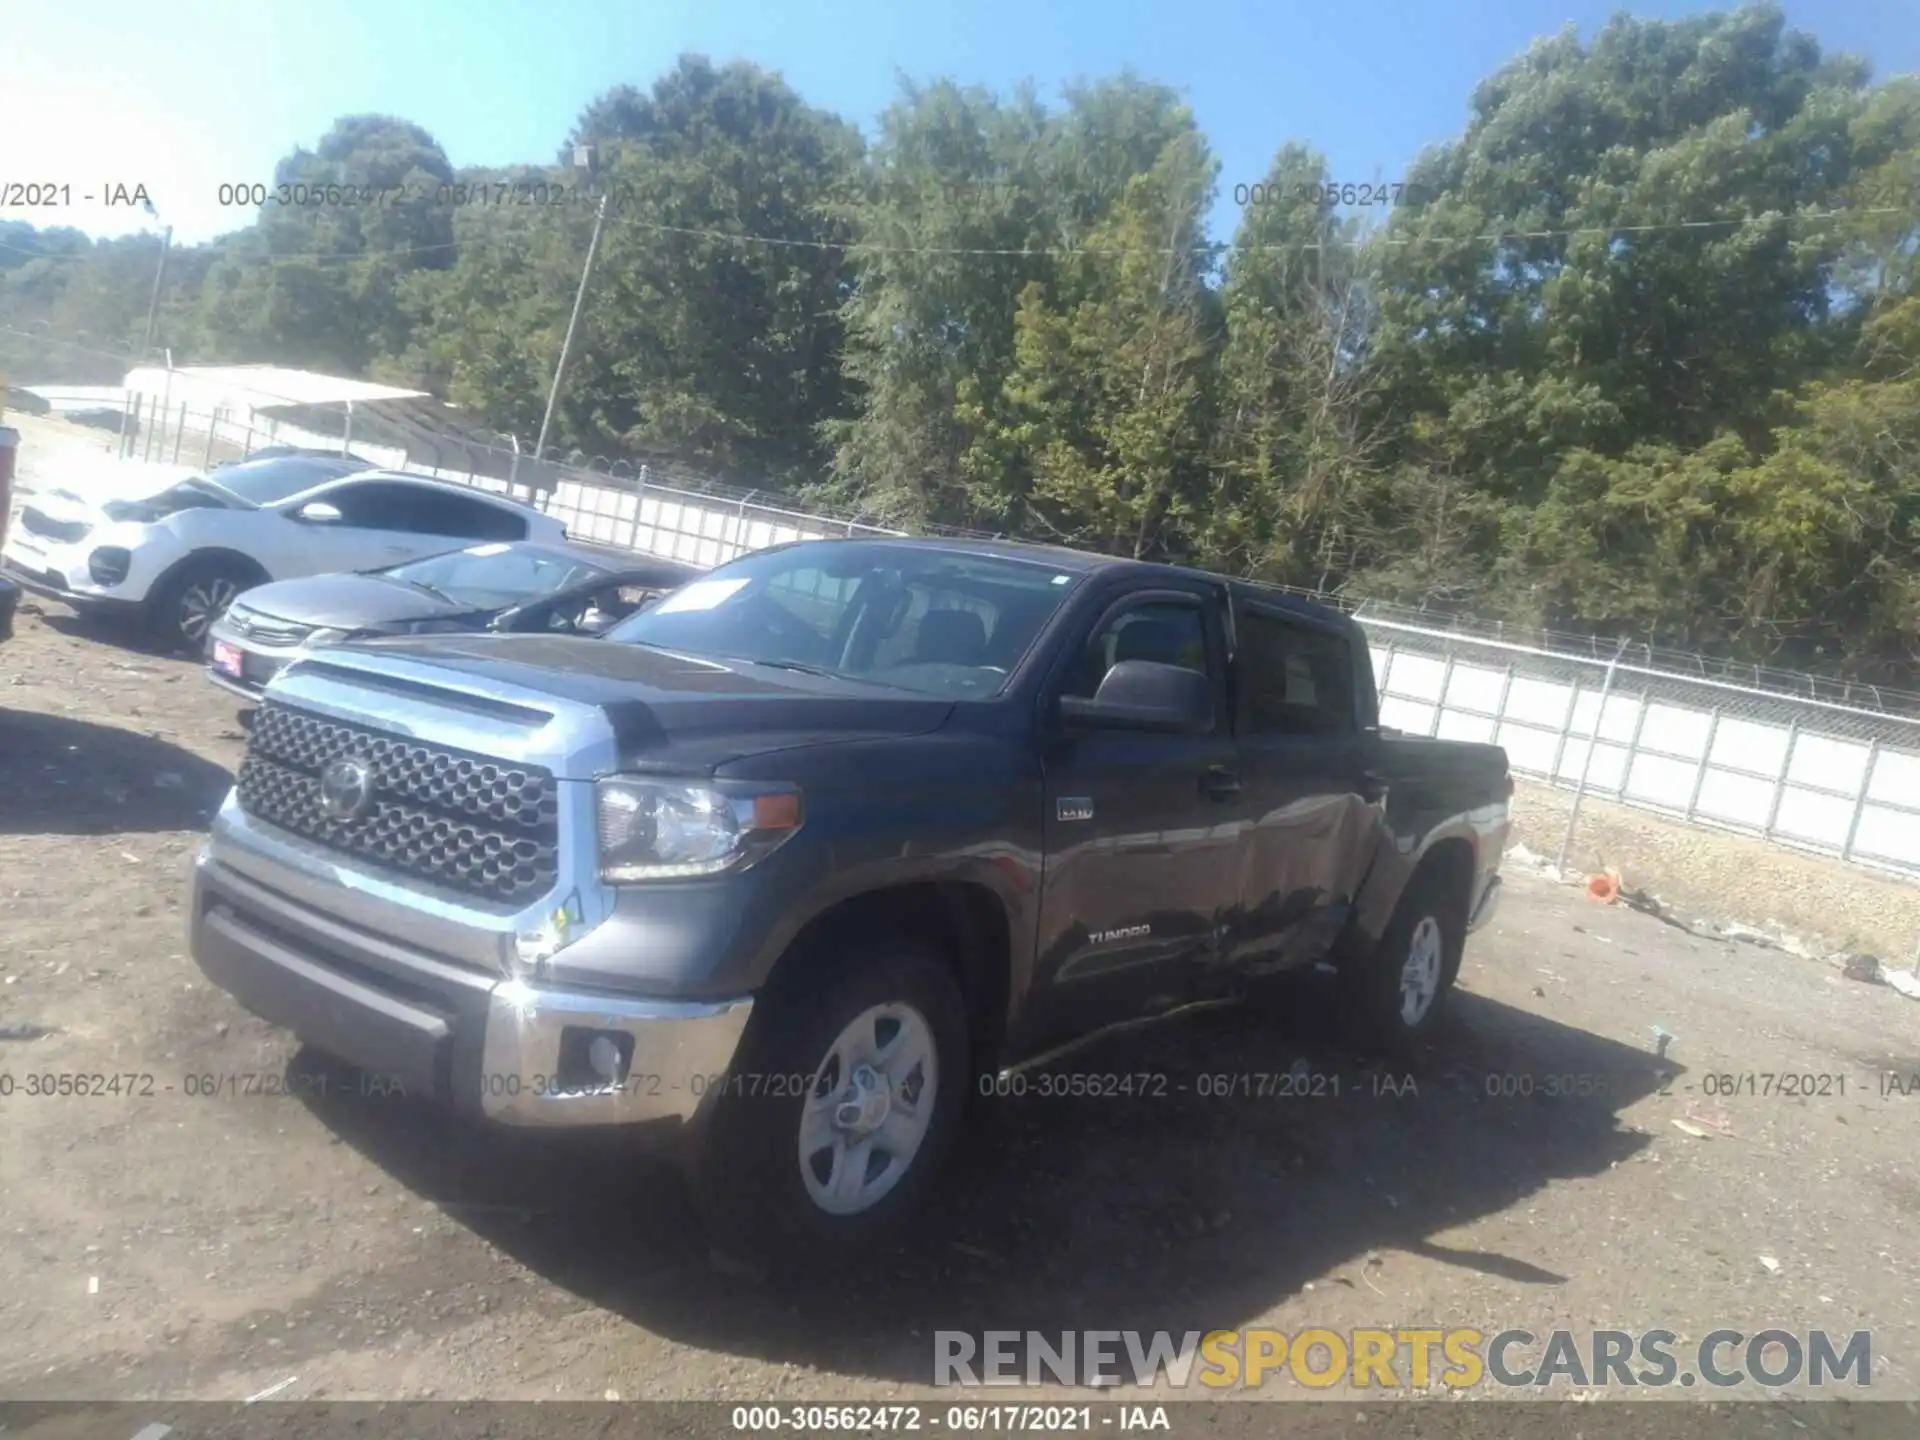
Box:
1058 660 1213 735
294 501 343 524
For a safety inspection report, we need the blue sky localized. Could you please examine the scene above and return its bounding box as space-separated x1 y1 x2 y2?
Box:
5 0 1916 248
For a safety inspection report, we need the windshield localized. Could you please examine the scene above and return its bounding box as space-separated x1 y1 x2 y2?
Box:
604 542 1085 697
380 543 608 609
207 457 366 506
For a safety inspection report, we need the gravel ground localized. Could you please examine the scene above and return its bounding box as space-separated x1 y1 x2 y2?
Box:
4 448 1920 1411
1512 780 1920 968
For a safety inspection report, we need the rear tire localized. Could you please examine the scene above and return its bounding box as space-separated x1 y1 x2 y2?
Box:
146 556 256 654
1338 866 1467 1053
694 934 969 1277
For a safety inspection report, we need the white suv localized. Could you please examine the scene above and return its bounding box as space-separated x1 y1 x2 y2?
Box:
1 456 566 651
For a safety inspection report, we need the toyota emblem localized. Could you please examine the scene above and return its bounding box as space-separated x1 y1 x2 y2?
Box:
318 756 375 822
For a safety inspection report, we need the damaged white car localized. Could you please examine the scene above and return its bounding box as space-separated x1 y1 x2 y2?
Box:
0 454 563 651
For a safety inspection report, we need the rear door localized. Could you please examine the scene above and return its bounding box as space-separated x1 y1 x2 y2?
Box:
1211 595 1383 983
1028 583 1244 1047
400 486 531 545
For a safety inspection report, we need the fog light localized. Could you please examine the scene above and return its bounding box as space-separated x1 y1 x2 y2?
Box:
555 1026 633 1093
89 546 132 586
588 1035 623 1082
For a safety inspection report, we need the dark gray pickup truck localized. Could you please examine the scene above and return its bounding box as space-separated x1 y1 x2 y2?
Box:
189 536 1510 1267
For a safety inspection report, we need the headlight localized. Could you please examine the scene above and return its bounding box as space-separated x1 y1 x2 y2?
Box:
102 499 158 523
305 627 354 646
595 777 802 882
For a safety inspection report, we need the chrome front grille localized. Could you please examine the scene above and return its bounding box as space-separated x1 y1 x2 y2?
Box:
235 700 561 906
224 605 311 646
21 507 90 544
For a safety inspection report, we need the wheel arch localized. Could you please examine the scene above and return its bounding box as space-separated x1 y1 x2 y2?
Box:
1407 835 1477 984
150 546 273 597
763 880 1015 1076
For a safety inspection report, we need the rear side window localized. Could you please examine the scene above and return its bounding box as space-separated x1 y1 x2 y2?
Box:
1236 605 1356 737
404 487 528 541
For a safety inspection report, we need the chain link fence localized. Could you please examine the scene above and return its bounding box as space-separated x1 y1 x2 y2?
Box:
1357 611 1920 881
25 391 1920 890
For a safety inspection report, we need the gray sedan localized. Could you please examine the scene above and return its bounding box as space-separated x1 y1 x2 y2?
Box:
205 540 700 703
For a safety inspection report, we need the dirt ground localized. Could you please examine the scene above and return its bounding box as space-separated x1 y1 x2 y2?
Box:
1513 779 1920 970
4 589 1920 1412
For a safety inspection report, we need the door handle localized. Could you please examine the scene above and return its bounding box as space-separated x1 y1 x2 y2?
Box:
1201 766 1242 799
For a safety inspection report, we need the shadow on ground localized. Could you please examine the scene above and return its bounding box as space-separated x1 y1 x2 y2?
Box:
0 709 233 835
291 981 1674 1385
35 607 174 656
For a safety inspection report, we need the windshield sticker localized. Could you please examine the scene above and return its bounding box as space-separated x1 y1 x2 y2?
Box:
464 542 511 557
1052 574 1071 585
651 577 750 614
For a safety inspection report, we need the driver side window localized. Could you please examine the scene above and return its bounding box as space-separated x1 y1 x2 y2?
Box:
1060 601 1210 699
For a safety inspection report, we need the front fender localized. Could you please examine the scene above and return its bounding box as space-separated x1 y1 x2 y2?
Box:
545 731 1047 1007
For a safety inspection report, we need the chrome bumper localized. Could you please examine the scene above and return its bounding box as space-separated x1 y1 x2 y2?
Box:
1467 873 1502 933
480 981 753 1127
190 848 755 1132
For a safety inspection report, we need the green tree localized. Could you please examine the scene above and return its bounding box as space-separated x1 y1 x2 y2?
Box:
546 56 864 485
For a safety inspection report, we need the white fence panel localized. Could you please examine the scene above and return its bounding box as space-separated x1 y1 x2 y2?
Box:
1365 624 1920 877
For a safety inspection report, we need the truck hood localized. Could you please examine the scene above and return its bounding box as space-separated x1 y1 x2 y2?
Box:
269 632 957 774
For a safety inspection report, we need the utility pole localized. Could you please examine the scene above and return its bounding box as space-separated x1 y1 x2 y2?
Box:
120 222 172 457
534 189 608 464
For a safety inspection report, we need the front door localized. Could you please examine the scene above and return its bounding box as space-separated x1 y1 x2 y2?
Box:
1027 587 1244 1051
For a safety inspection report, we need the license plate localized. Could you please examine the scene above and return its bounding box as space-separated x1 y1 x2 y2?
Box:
212 640 245 678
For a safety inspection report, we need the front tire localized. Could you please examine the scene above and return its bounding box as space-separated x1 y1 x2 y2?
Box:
695 935 969 1275
1338 867 1467 1053
146 557 255 654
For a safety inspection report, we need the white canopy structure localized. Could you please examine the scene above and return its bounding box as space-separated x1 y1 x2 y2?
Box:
113 364 531 485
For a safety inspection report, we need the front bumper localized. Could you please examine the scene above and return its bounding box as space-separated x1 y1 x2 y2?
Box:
1 537 145 615
204 626 293 701
190 848 755 1130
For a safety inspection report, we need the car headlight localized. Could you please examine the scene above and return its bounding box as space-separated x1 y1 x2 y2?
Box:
305 627 355 646
102 499 159 524
595 777 802 882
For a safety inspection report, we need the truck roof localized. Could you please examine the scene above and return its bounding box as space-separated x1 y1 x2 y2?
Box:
806 535 1357 632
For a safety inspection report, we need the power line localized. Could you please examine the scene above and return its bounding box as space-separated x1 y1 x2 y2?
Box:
0 204 1907 270
600 204 1909 259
